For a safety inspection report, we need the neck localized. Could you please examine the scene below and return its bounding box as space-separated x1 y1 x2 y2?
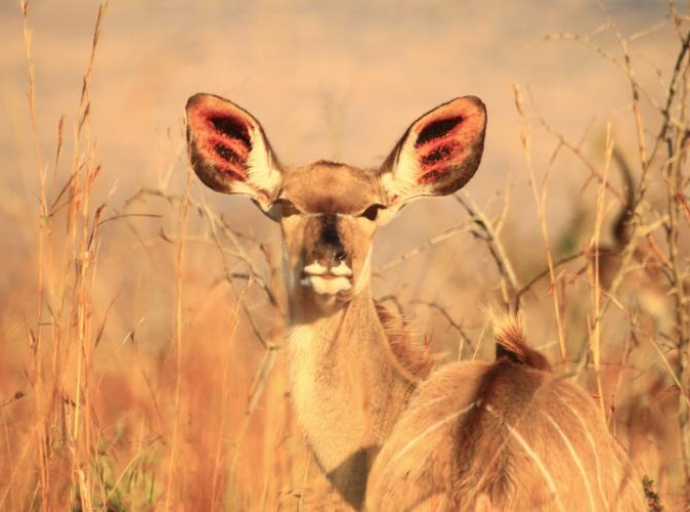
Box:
287 288 430 508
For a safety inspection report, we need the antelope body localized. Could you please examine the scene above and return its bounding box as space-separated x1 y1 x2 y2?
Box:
367 318 643 511
185 93 643 510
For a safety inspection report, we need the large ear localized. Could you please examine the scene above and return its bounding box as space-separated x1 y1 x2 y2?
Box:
378 96 486 207
186 93 283 211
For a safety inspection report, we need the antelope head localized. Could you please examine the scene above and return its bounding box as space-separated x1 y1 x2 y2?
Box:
185 94 487 318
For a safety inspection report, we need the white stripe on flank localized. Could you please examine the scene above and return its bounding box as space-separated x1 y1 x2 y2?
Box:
559 396 609 510
486 405 565 512
543 412 596 511
379 401 479 479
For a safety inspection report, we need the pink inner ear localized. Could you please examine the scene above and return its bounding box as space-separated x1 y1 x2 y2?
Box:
189 101 253 181
414 115 465 184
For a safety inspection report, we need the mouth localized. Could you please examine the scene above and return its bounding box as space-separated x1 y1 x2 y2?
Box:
300 261 353 296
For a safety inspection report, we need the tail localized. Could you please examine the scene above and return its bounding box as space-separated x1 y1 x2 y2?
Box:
489 309 552 372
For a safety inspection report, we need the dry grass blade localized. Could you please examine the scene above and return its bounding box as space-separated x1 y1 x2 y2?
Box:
163 159 193 510
512 83 569 369
454 191 519 302
376 222 474 273
410 299 474 359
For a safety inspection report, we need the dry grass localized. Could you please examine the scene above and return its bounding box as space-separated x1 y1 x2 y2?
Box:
1 1 689 510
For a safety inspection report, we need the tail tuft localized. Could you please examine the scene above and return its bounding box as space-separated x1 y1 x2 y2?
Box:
489 308 552 372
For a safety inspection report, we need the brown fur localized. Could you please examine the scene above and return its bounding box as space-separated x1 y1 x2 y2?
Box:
186 94 642 511
281 161 383 215
594 148 637 291
492 312 551 372
287 293 432 509
376 302 435 382
593 148 677 335
366 317 644 511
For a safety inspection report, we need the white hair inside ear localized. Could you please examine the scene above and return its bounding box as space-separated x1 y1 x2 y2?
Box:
379 142 423 201
244 126 283 208
185 93 284 212
377 96 487 208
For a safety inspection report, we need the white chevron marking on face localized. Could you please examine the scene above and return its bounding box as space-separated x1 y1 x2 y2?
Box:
301 276 352 295
301 261 353 295
303 262 328 276
330 262 353 277
303 261 353 277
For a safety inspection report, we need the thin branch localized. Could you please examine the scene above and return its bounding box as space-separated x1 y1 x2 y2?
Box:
410 299 474 359
376 222 474 273
454 192 519 301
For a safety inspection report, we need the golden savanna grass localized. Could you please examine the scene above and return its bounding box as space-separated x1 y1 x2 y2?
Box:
1 0 689 510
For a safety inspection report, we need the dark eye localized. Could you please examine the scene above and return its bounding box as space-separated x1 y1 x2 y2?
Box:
360 204 384 221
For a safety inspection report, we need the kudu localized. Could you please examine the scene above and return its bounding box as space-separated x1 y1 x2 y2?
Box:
593 149 675 335
185 93 643 510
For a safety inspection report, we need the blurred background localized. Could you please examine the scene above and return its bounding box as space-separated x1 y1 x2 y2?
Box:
0 0 686 510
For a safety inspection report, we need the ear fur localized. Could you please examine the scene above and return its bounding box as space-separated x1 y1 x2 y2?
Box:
378 96 487 207
185 93 283 210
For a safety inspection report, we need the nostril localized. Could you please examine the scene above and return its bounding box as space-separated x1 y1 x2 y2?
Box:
335 250 347 262
321 214 340 246
323 227 339 246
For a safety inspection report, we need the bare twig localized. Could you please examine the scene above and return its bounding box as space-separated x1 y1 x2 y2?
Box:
454 191 519 303
410 300 474 359
126 188 279 308
512 83 569 368
376 222 474 273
